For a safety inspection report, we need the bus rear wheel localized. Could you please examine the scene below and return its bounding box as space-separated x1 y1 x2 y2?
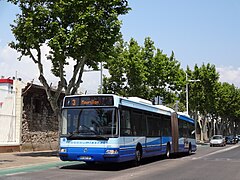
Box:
165 144 171 158
134 149 142 166
188 144 192 155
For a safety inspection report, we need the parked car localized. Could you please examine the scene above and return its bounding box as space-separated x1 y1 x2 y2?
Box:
225 135 238 144
210 135 226 147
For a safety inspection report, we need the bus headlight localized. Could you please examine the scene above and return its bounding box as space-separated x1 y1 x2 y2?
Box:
105 149 119 154
60 148 67 153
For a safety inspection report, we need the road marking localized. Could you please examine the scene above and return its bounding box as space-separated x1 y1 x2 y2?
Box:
192 144 240 160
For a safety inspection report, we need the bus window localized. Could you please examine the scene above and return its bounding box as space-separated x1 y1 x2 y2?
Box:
120 109 132 136
161 115 171 136
147 116 161 136
131 111 146 136
61 108 117 136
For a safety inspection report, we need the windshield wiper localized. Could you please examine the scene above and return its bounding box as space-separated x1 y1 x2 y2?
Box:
67 131 81 138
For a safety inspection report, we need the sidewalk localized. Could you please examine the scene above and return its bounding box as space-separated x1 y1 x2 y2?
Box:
0 150 61 170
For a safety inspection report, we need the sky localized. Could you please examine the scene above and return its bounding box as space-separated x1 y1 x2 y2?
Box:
1 0 240 93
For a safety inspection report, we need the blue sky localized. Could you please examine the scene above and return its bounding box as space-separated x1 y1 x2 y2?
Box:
1 0 240 92
120 0 240 69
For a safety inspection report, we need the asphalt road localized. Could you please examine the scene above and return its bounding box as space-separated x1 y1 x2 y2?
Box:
1 143 240 180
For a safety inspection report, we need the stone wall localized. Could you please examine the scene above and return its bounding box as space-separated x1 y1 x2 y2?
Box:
21 84 61 151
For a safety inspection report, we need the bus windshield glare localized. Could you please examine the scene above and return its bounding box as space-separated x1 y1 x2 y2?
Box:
61 108 118 137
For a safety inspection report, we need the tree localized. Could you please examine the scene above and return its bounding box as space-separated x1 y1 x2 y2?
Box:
103 38 150 98
188 64 220 141
8 0 130 118
102 39 128 96
216 82 240 136
103 37 184 104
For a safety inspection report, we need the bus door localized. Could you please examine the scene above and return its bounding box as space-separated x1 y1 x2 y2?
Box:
120 109 134 156
171 112 179 153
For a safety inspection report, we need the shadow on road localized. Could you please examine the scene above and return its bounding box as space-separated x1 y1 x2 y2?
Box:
60 152 195 171
14 151 58 157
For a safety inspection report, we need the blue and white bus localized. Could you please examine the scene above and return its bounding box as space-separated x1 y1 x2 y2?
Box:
59 94 197 165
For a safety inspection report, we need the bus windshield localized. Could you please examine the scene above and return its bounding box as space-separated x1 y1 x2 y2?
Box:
61 108 118 137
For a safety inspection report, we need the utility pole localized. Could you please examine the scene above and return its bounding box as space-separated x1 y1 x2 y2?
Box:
100 62 103 94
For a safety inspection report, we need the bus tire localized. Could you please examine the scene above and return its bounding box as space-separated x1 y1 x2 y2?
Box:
188 143 192 155
134 148 142 166
165 143 171 159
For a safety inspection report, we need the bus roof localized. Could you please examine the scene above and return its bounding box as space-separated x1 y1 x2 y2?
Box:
120 96 174 116
177 112 195 124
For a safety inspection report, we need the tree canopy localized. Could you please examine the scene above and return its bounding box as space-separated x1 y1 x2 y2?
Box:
103 37 185 105
8 0 130 114
104 40 240 139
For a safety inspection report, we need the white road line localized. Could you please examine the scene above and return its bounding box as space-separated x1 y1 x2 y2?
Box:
6 172 27 176
193 144 240 160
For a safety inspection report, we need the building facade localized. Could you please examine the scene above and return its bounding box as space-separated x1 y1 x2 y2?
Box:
0 78 62 153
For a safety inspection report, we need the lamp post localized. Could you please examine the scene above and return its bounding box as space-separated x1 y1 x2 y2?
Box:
100 62 103 94
186 72 200 115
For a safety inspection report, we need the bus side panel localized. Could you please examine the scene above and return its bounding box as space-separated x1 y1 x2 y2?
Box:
178 137 188 153
144 137 162 157
177 115 197 153
188 138 197 152
119 136 173 159
178 137 197 153
161 136 172 154
119 136 146 161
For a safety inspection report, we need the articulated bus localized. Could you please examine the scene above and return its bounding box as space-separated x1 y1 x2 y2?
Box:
59 94 197 165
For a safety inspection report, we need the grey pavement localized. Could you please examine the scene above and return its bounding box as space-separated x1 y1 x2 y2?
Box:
0 150 82 176
0 150 60 170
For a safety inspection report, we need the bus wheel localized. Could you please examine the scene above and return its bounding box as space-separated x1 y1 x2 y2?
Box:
165 144 171 158
134 149 142 166
188 144 192 155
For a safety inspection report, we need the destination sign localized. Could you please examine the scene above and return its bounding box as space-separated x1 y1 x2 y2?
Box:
64 96 114 106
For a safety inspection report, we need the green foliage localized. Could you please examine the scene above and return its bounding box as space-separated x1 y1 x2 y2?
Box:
183 64 220 115
103 37 184 104
216 82 240 119
8 0 130 113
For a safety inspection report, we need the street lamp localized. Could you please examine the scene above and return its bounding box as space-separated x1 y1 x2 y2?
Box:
186 72 200 115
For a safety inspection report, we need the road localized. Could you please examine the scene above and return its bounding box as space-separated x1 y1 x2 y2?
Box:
1 144 240 180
